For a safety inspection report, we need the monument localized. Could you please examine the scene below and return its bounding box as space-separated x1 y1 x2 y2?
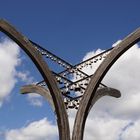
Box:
0 19 140 140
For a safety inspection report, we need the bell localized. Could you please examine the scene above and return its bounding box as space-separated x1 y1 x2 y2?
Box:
50 57 54 60
57 77 63 84
41 51 46 55
99 55 103 60
63 80 67 84
65 87 70 94
75 84 81 91
46 54 49 58
94 58 98 63
62 63 66 67
68 101 75 109
58 61 61 64
49 55 53 59
75 106 79 110
84 79 89 86
64 98 67 103
84 81 88 86
70 85 74 90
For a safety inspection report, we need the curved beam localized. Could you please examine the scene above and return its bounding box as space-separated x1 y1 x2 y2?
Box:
72 28 140 140
88 87 121 111
0 19 70 140
94 87 121 101
20 85 55 111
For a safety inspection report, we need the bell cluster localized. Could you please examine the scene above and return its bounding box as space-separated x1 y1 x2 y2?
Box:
64 98 80 110
35 46 71 69
31 40 112 110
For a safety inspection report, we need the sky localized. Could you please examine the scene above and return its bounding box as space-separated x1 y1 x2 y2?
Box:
1 0 140 140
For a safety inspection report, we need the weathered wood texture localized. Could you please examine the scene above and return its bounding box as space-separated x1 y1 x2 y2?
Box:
72 28 140 140
0 19 70 140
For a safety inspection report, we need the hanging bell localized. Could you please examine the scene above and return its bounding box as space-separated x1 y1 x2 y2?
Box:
75 106 79 110
65 88 70 94
68 101 75 109
69 85 74 90
94 58 98 63
46 54 49 58
64 98 69 105
57 77 63 84
65 87 70 94
41 51 47 55
99 55 103 60
84 79 89 86
75 84 81 91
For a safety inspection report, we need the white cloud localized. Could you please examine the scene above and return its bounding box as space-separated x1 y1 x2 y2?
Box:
82 49 105 75
27 93 43 107
0 38 20 106
70 41 140 140
112 40 122 47
0 37 36 107
84 114 128 140
5 118 58 140
121 120 140 140
16 71 34 84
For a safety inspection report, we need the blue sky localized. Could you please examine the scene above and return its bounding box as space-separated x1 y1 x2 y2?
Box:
1 0 140 140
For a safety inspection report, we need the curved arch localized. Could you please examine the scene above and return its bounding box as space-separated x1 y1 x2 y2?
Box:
0 19 70 140
93 87 121 102
20 85 55 111
88 87 121 110
72 27 140 140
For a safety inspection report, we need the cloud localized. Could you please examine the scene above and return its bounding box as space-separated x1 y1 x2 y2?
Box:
84 114 127 140
27 93 44 107
112 40 122 47
0 38 20 106
5 118 58 140
121 120 140 140
0 37 37 107
16 71 34 84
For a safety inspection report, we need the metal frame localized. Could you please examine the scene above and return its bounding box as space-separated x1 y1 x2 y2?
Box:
0 19 140 140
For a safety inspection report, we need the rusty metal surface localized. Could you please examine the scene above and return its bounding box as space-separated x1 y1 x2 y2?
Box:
72 28 140 140
0 19 70 140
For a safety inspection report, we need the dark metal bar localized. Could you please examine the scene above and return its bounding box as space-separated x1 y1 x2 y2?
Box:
58 47 113 76
30 40 90 77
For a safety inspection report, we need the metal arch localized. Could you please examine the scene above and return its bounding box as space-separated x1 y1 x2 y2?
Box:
92 87 121 103
20 85 55 111
0 19 70 140
72 28 140 140
87 87 121 111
